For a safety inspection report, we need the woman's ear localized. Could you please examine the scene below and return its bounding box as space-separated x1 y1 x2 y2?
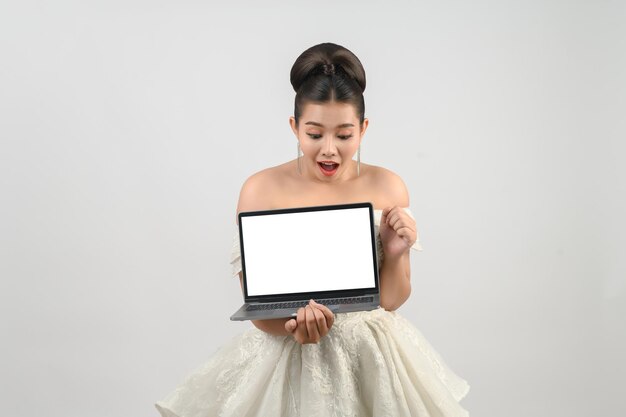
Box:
360 118 369 137
289 116 298 136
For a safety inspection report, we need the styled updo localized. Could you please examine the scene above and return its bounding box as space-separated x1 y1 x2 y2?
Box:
290 42 366 128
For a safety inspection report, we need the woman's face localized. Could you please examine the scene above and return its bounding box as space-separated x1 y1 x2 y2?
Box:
289 101 369 183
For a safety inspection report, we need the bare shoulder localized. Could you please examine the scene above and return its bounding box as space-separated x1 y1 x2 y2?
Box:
366 164 410 208
235 167 283 223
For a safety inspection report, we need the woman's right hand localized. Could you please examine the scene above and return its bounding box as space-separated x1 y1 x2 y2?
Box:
284 299 335 344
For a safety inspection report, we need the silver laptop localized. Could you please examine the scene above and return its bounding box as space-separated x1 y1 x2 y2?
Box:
230 202 381 321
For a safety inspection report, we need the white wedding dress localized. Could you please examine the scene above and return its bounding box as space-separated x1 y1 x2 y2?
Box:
155 208 470 417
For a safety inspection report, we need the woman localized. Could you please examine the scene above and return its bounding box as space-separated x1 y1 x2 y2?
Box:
155 42 470 417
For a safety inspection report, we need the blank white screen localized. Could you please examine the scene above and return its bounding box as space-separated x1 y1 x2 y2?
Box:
241 207 376 297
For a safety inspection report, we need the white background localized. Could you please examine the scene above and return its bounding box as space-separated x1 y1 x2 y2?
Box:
1 1 624 416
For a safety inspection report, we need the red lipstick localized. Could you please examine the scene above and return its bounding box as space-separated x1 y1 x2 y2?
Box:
318 161 339 176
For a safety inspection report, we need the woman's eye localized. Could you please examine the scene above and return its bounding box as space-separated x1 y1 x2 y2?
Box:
306 133 353 140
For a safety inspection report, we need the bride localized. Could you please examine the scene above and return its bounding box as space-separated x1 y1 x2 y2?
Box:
155 41 470 417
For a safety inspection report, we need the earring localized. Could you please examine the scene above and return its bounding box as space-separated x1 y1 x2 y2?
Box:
297 142 302 175
357 144 360 177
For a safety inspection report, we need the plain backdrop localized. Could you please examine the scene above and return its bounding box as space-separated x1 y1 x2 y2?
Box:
1 1 624 416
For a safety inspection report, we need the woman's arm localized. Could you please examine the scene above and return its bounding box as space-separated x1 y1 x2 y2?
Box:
377 169 413 311
378 251 411 311
238 272 291 336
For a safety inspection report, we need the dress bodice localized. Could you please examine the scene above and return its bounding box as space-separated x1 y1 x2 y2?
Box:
230 207 423 277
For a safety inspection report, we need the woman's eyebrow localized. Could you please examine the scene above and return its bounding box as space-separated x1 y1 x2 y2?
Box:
304 121 355 128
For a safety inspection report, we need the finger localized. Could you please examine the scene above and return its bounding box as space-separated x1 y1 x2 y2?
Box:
387 213 398 228
390 210 408 228
395 224 416 237
392 220 415 233
285 318 297 333
296 307 308 339
387 206 403 226
305 304 320 342
311 305 328 336
396 227 417 246
396 226 417 244
387 211 407 229
294 328 305 345
380 206 392 225
312 300 335 328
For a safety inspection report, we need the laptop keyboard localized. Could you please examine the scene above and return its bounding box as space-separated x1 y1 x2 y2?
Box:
246 296 374 311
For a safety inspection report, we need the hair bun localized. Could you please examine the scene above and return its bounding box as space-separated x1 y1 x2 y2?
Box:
308 62 346 78
321 63 336 75
290 43 366 93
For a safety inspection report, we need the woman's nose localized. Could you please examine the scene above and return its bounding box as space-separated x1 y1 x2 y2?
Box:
322 135 337 156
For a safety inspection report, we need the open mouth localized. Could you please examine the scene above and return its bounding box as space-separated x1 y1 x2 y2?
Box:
318 162 339 175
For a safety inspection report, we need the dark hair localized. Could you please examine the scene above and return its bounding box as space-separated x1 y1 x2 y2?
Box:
290 42 366 128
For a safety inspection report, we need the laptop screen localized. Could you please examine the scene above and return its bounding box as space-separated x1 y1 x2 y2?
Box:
239 205 377 297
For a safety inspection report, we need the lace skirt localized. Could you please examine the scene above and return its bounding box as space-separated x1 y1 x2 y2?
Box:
155 308 470 417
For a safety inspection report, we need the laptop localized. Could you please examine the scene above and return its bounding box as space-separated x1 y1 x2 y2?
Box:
230 201 381 321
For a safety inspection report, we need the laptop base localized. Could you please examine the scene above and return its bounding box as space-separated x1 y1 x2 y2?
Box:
230 296 380 321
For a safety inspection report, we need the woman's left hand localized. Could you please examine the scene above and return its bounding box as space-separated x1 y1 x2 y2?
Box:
379 206 418 260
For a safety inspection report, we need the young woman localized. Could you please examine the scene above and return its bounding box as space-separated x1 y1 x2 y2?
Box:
155 42 470 417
